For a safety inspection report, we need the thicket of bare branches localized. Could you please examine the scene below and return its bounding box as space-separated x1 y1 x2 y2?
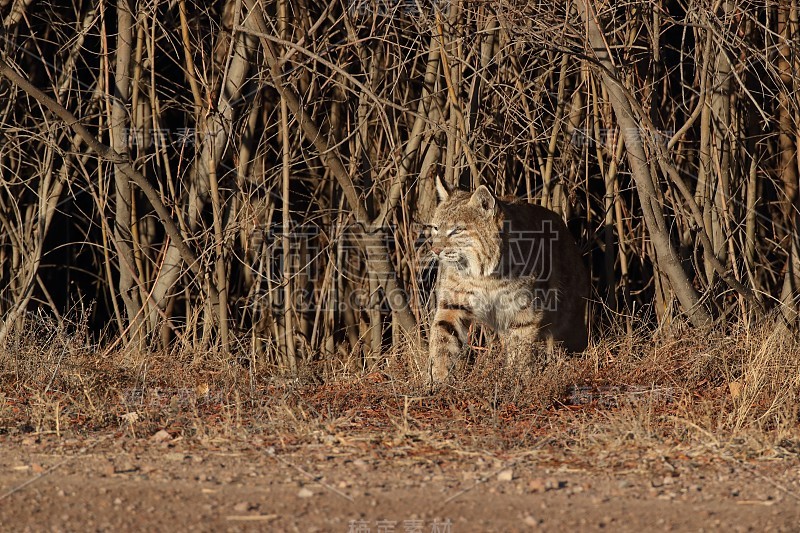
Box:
0 0 798 372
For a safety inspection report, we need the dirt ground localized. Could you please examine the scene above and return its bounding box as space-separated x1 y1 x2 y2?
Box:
2 326 800 532
2 431 799 532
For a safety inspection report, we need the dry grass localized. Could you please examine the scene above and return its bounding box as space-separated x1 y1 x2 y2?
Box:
1 314 798 462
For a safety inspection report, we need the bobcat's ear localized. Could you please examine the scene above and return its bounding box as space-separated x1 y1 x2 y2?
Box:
469 185 495 213
435 175 451 203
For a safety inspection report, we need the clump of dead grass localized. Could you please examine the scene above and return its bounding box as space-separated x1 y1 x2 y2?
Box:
564 315 800 456
1 312 798 459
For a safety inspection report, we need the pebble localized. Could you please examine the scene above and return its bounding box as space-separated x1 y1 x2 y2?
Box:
523 514 539 527
298 487 314 498
165 453 186 462
151 430 172 443
233 501 256 512
497 469 514 482
528 478 546 493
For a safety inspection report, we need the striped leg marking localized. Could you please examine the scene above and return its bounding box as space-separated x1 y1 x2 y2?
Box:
429 304 472 383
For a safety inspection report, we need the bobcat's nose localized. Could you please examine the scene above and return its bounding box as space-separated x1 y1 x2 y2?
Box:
431 245 443 256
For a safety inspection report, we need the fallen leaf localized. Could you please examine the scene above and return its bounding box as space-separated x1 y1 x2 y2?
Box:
120 412 139 424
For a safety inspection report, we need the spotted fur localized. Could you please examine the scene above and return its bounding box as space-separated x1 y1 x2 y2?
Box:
425 178 588 383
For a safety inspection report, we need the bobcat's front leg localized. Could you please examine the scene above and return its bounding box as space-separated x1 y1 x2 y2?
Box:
428 303 472 383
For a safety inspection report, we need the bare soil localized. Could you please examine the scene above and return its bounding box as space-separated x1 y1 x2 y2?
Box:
2 429 799 532
2 324 800 531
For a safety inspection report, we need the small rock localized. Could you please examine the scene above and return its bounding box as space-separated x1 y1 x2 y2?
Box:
165 452 186 462
523 514 539 527
151 430 172 443
528 478 547 493
497 469 514 482
116 461 138 473
617 479 633 489
233 502 256 512
298 487 314 498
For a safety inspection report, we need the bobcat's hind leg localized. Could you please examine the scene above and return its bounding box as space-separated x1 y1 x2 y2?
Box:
503 322 554 373
428 304 472 384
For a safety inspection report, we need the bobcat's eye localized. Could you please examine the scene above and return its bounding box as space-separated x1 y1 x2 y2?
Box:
448 226 465 236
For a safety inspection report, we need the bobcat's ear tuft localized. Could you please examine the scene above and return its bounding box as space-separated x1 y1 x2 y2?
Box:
469 185 495 213
435 175 451 203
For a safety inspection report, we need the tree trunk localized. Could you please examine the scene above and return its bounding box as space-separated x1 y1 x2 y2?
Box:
111 0 143 345
578 0 711 328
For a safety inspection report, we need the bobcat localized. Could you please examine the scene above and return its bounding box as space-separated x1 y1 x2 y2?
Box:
425 178 588 383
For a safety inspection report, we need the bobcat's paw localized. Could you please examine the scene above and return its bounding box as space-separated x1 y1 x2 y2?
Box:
428 354 452 386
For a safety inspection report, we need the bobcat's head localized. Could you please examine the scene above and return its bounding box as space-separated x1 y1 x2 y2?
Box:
429 177 502 277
